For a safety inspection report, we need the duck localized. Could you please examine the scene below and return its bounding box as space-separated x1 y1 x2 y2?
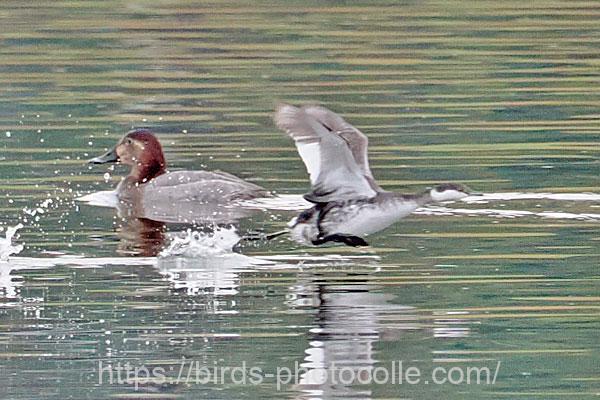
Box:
271 103 476 247
89 128 271 223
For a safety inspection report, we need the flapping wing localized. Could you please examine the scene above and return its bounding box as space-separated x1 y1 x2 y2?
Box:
274 103 377 203
301 105 380 191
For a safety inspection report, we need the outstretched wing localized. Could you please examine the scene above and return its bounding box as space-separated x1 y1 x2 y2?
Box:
274 103 377 203
301 105 381 192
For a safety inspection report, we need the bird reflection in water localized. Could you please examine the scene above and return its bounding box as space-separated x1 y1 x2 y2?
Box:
94 192 264 257
116 217 166 257
287 268 472 399
287 270 414 399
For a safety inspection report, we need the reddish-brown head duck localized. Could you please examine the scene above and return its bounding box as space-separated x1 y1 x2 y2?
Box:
89 129 271 221
90 129 166 184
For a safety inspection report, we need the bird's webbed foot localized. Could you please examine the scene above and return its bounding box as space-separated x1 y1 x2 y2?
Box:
312 233 369 247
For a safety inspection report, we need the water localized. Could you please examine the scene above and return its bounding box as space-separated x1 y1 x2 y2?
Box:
0 224 23 261
1 1 599 398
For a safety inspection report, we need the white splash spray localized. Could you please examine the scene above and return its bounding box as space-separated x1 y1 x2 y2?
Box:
159 226 245 258
0 224 24 261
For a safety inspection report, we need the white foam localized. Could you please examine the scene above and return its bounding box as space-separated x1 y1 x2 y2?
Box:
160 227 246 258
154 227 278 298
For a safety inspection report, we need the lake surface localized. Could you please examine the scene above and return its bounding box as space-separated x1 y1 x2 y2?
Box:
0 1 598 399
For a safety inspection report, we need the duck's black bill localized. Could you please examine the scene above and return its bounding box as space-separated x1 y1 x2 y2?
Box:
89 147 119 164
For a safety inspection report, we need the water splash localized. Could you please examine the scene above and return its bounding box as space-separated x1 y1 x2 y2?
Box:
159 226 244 258
157 226 276 298
0 224 24 261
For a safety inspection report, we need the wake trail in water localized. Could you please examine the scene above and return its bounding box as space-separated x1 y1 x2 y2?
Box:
238 194 312 211
433 191 600 221
415 207 600 221
76 190 118 208
4 191 596 267
242 192 600 221
461 192 600 203
242 192 599 209
79 191 600 222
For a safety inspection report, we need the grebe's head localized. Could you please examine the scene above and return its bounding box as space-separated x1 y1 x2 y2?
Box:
430 183 473 202
89 129 166 183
